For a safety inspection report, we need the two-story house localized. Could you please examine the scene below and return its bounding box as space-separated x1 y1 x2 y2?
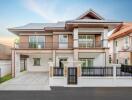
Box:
109 23 132 65
9 9 121 81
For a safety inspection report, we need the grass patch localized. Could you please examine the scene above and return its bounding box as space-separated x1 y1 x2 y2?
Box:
0 74 12 83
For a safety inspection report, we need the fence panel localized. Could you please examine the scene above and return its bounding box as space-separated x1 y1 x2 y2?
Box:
81 67 113 77
53 67 64 76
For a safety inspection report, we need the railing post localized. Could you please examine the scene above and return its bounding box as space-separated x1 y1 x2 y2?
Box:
113 65 117 80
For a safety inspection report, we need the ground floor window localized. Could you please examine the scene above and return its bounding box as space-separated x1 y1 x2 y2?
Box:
33 58 40 66
59 58 67 68
79 58 93 67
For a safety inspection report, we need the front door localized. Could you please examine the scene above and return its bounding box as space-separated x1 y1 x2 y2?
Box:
68 67 77 84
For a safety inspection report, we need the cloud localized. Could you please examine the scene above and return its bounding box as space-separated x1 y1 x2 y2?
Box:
23 0 64 22
24 0 54 22
23 0 82 22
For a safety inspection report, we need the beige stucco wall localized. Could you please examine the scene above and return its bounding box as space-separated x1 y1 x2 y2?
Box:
27 54 52 72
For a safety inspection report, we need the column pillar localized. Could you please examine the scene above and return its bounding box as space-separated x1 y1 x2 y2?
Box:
11 50 15 77
73 28 79 48
11 50 21 77
74 49 78 62
113 65 117 80
52 50 56 67
63 62 68 77
104 49 110 66
15 53 20 77
102 28 108 48
48 62 54 77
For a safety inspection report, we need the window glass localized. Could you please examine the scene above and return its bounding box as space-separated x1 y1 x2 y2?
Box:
29 36 36 43
79 35 95 48
79 58 93 67
115 41 118 47
29 36 45 48
33 58 40 66
38 36 44 48
59 35 68 43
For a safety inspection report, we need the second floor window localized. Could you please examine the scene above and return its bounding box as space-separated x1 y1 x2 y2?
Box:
124 36 129 45
115 41 118 47
29 36 45 48
79 35 95 48
59 35 68 48
59 35 68 43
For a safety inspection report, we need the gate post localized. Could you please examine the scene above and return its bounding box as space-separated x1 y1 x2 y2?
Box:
48 62 54 77
113 65 117 80
63 62 68 77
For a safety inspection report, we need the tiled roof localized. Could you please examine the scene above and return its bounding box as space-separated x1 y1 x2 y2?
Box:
109 23 132 40
9 22 65 30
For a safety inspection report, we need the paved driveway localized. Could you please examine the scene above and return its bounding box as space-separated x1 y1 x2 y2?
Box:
0 72 50 90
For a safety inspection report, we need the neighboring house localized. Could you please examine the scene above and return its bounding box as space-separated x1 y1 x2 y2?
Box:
8 9 122 86
0 44 11 61
0 44 11 77
109 23 132 65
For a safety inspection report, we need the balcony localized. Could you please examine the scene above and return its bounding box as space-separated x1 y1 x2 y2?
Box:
78 41 103 48
15 42 73 49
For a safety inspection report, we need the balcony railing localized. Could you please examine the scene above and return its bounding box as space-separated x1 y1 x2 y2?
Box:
78 41 102 48
15 42 73 49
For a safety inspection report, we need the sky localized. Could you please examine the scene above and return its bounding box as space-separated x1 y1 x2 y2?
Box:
0 0 132 42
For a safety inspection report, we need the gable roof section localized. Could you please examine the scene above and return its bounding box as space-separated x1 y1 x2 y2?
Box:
109 23 132 40
8 9 122 34
76 9 104 20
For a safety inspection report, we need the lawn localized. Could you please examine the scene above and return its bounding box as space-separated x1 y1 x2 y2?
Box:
0 74 12 83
